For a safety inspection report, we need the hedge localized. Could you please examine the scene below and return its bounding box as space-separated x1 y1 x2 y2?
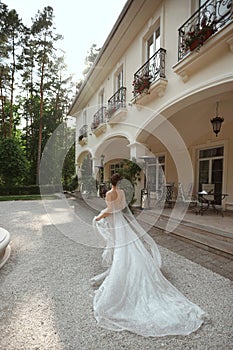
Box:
0 184 64 196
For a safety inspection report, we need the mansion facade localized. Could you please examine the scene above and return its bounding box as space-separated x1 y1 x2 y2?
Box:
68 0 233 210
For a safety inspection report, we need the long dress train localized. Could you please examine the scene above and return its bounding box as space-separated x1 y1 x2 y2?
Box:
92 188 205 337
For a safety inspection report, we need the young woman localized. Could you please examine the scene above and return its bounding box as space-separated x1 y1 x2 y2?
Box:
92 173 205 337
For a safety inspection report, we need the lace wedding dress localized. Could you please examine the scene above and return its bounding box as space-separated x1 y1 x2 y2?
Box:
92 188 205 337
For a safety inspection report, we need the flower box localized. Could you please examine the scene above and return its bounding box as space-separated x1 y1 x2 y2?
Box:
133 75 151 95
185 25 214 51
78 135 87 145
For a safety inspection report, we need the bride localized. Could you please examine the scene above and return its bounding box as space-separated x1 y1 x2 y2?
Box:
92 173 205 337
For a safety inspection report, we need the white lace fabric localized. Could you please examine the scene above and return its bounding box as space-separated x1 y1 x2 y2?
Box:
92 188 205 337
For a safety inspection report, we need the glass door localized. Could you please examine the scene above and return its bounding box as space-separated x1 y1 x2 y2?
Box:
146 27 160 60
147 156 165 192
198 146 224 204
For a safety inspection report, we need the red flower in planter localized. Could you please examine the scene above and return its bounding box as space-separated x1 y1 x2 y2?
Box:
133 74 151 95
184 23 214 51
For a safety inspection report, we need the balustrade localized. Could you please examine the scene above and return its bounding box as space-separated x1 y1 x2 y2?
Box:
91 106 107 130
178 0 233 60
78 124 88 142
107 87 127 119
132 48 166 98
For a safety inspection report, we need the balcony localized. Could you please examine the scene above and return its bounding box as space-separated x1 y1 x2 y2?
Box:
91 106 107 136
78 124 88 145
107 87 127 126
178 0 233 61
132 48 167 100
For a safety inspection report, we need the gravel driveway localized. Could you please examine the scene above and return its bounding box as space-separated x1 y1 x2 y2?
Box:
0 198 232 350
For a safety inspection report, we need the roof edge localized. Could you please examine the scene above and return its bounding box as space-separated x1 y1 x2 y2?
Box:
68 0 134 116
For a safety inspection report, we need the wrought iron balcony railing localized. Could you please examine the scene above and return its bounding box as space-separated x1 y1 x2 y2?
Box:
178 0 233 60
91 106 107 130
107 87 127 119
132 48 166 98
78 124 88 141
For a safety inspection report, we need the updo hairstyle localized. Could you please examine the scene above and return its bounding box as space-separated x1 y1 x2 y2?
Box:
111 173 122 186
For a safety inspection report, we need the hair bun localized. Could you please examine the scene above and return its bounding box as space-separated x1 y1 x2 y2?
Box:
111 173 122 186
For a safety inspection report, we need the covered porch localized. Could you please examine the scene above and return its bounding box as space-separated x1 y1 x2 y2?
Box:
135 84 233 213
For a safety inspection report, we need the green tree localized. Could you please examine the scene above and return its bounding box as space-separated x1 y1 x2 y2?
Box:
80 154 96 194
118 158 142 205
0 137 29 186
0 2 76 188
31 6 63 184
0 2 11 138
82 43 101 76
5 9 24 136
0 3 25 137
62 143 76 189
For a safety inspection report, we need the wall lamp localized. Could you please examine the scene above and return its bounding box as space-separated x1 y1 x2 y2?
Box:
210 102 224 137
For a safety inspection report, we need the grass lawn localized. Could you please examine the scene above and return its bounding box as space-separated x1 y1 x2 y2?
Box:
0 194 60 201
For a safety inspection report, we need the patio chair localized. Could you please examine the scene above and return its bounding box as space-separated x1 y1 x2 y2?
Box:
157 183 175 208
198 183 218 215
177 183 198 209
201 183 215 201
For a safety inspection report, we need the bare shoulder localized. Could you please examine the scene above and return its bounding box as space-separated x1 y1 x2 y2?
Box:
105 191 111 199
105 191 113 200
106 190 117 201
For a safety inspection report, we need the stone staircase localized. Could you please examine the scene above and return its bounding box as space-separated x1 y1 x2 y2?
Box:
137 210 233 259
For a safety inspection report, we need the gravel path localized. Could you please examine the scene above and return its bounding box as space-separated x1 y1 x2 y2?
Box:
0 198 232 350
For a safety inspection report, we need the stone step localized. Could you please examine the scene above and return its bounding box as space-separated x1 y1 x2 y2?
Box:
167 223 233 258
137 211 233 259
69 194 233 259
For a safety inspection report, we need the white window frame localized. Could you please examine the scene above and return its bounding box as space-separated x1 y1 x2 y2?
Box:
114 65 124 92
83 110 87 125
198 146 224 188
109 162 124 177
146 26 160 60
142 13 162 64
192 140 228 196
147 154 166 192
98 89 104 108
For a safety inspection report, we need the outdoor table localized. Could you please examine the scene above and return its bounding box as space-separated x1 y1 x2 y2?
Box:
197 191 228 216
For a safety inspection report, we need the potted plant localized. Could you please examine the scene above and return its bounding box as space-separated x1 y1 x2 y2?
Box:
132 74 151 95
91 120 99 131
78 134 87 145
118 158 141 206
184 23 214 51
199 24 214 42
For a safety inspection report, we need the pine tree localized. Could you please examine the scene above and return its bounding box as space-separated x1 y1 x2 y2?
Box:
31 6 63 184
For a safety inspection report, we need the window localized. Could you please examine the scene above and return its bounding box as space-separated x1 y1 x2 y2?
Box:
198 146 224 203
110 163 123 177
146 27 160 60
99 90 104 107
147 155 165 192
115 69 123 91
83 110 87 125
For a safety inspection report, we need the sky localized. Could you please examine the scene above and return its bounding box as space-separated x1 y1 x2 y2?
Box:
3 0 127 82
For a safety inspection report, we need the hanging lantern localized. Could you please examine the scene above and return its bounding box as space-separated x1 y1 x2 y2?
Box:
210 102 224 137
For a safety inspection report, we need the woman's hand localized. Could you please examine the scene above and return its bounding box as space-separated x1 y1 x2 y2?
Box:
95 212 110 221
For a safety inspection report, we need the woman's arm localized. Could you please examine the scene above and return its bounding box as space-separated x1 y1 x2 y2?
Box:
95 192 112 221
